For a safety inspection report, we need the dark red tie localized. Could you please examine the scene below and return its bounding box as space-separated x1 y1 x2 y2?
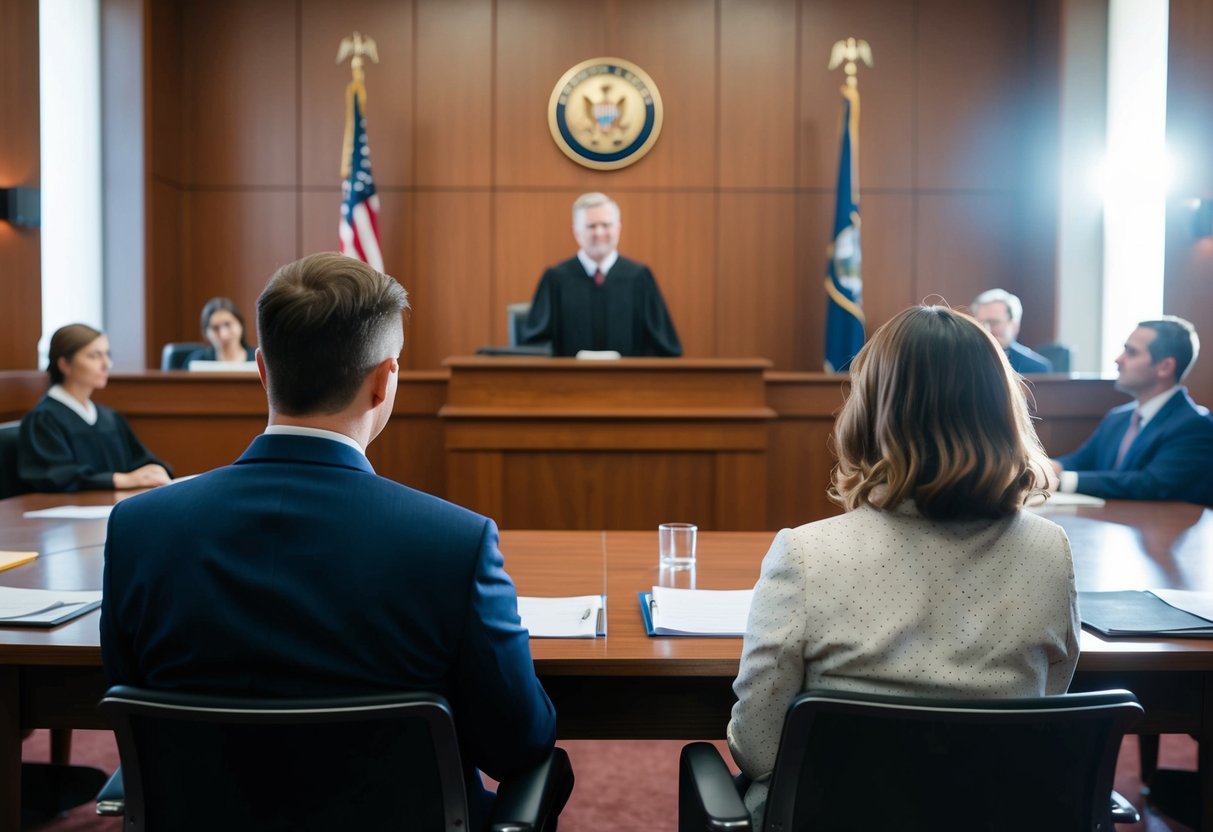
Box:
593 270 605 287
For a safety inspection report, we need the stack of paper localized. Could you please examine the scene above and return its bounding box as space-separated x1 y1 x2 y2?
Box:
1026 492 1106 510
23 505 114 520
0 586 102 627
518 595 606 638
639 586 753 637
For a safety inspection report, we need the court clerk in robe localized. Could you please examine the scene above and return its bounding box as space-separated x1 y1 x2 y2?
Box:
184 296 257 365
520 192 682 356
18 324 172 492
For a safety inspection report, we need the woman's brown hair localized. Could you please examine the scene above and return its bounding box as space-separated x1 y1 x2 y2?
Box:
47 324 104 386
830 305 1049 520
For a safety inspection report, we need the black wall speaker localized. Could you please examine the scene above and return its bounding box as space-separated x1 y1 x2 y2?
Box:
0 188 41 228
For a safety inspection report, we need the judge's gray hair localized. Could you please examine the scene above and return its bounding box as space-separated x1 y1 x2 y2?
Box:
572 192 620 228
972 288 1023 324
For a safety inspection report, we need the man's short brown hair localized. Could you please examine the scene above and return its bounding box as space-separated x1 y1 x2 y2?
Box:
257 253 409 415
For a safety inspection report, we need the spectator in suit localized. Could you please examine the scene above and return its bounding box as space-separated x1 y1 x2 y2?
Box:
1051 316 1213 504
101 253 562 827
521 192 682 357
18 323 172 492
184 296 256 365
972 288 1053 373
728 306 1078 829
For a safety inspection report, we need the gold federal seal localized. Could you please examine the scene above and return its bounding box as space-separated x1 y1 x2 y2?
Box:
548 57 664 171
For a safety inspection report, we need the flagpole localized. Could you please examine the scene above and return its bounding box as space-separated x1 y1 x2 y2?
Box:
336 32 385 272
822 38 873 372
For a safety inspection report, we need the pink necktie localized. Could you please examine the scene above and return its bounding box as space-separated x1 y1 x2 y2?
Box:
1114 410 1142 469
593 270 605 287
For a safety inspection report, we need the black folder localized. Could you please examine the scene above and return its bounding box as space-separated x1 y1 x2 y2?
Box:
1078 590 1213 637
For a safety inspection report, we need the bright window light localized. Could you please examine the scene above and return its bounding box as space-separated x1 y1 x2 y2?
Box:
1100 0 1168 372
39 0 103 367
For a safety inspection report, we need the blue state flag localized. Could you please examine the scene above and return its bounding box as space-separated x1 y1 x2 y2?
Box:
824 86 865 372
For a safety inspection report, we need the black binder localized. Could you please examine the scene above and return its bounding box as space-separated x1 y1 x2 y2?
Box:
1078 590 1213 637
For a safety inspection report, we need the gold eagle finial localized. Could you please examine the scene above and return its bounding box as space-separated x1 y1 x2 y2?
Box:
337 31 380 72
337 32 380 178
828 38 873 88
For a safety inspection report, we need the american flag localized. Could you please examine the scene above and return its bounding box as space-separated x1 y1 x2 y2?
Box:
338 92 383 271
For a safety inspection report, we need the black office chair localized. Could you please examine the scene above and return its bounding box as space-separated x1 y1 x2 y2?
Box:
159 341 206 370
508 301 532 347
0 420 25 499
1035 342 1073 373
679 688 1142 832
96 685 573 832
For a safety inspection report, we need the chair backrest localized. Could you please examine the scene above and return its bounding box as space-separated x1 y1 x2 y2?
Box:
763 688 1142 832
1036 342 1072 373
0 421 25 499
99 685 470 832
507 302 531 347
160 342 206 370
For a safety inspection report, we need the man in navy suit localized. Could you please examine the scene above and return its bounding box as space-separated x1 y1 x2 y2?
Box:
1051 316 1213 504
972 288 1053 374
101 253 561 823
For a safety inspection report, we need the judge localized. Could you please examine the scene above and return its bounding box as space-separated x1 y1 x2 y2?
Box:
18 324 173 492
521 192 682 357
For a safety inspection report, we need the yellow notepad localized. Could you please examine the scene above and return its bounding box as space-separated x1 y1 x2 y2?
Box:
0 551 38 572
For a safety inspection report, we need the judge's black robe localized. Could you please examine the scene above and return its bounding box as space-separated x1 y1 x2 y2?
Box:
18 396 173 492
521 256 682 357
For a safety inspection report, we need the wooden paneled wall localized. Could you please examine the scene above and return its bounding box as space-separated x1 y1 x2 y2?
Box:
1165 0 1213 407
144 0 1063 371
0 0 42 370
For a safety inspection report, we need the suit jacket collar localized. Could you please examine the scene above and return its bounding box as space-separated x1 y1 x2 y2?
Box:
1118 387 1194 469
235 433 376 475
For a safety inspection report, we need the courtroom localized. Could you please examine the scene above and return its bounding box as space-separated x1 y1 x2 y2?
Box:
2 2 1213 831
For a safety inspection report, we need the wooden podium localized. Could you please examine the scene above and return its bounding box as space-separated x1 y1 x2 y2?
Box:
440 357 775 530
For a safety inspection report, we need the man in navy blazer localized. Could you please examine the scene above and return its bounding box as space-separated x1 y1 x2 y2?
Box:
1051 316 1213 504
972 288 1053 374
101 253 561 823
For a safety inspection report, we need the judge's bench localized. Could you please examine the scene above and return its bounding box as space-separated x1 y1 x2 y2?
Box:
0 360 1127 530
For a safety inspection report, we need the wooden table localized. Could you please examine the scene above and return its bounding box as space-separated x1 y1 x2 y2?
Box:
1 493 1212 830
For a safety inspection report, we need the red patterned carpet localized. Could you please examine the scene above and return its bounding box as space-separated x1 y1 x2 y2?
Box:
21 730 1198 831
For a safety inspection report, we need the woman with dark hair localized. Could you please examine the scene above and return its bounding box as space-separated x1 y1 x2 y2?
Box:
18 324 173 492
727 306 1079 825
185 297 255 365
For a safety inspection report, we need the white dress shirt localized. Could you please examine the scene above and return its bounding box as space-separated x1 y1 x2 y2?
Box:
263 424 366 457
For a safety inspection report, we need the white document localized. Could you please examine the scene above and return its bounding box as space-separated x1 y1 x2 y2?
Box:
1150 589 1213 623
0 586 102 621
574 350 622 360
187 360 258 373
1025 492 1106 510
518 594 606 638
649 586 753 636
23 505 114 520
